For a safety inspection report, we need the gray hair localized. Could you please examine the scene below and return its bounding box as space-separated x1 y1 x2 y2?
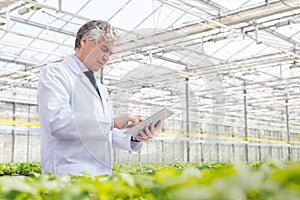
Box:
74 20 117 51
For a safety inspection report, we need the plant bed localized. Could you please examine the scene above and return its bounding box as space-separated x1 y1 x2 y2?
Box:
0 162 300 199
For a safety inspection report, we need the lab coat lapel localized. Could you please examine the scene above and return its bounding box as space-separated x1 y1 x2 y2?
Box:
97 83 109 116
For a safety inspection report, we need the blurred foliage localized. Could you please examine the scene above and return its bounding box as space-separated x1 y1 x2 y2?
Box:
0 162 41 176
0 162 300 199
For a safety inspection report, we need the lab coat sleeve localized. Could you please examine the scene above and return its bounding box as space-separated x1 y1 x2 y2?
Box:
112 128 143 151
38 64 78 139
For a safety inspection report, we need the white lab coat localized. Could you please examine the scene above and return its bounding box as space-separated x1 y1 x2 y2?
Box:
37 54 142 176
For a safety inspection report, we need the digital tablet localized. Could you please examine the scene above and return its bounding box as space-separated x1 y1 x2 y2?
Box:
125 108 174 136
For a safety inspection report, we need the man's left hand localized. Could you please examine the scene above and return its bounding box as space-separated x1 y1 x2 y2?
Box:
134 120 161 142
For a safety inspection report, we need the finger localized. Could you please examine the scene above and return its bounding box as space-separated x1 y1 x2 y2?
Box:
135 135 145 142
127 116 142 128
135 115 143 122
132 136 141 142
138 130 147 141
144 124 154 139
135 135 143 142
154 120 161 129
124 115 139 128
139 126 153 141
130 115 143 125
127 123 136 128
149 123 155 135
128 117 138 125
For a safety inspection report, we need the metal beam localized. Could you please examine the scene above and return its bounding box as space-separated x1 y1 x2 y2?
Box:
115 0 300 53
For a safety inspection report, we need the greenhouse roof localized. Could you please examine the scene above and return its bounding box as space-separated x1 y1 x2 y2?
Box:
0 0 300 130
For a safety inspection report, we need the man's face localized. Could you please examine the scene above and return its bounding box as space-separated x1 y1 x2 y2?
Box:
83 37 115 72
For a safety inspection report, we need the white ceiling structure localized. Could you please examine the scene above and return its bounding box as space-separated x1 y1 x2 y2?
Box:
1 0 300 132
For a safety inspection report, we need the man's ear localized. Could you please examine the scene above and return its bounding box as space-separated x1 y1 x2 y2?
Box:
80 35 88 47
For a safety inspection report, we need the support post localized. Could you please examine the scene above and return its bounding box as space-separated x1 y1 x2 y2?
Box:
285 98 291 161
243 86 249 162
185 77 190 162
26 105 30 162
11 102 16 162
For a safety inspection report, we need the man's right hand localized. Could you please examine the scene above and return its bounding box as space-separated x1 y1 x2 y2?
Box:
113 114 143 129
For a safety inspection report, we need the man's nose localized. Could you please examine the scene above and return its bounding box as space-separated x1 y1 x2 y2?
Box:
103 53 110 62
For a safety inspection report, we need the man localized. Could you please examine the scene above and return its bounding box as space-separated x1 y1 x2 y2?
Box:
37 20 160 176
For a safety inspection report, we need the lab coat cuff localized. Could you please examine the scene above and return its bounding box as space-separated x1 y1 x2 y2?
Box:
130 139 143 151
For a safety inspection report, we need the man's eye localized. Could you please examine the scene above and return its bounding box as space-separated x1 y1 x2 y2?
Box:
100 45 109 52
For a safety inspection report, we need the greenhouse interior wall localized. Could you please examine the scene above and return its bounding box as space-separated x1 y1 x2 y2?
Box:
1 100 299 163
